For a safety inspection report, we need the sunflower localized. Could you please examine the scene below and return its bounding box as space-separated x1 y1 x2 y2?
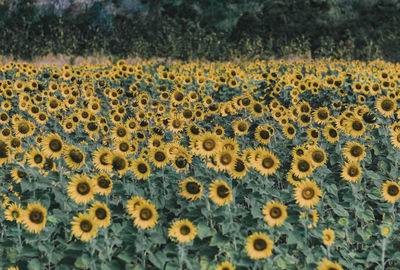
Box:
21 202 47 233
93 172 113 196
92 147 113 172
168 219 197 243
216 262 235 270
341 161 362 183
262 201 287 227
254 125 271 144
254 149 280 176
294 180 322 208
232 119 249 136
27 147 45 169
197 132 221 157
63 145 85 170
132 200 158 230
10 167 28 183
323 229 335 246
179 178 203 201
282 124 296 139
245 232 274 259
307 146 327 167
209 180 233 206
41 133 64 159
131 158 151 180
126 196 146 217
345 117 365 137
292 157 313 178
215 149 237 171
317 258 343 270
375 95 396 117
67 174 94 204
149 147 169 168
71 213 98 242
108 152 129 176
4 202 23 222
229 157 247 179
342 141 366 162
381 180 400 203
88 202 111 228
313 107 330 125
323 124 339 143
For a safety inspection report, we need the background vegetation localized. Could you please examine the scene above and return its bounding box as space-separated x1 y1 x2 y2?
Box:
0 0 399 61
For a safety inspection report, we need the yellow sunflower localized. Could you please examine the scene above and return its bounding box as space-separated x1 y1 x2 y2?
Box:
41 133 64 159
4 202 23 223
323 229 335 246
341 161 362 183
294 180 322 208
381 180 400 203
342 141 366 162
168 219 197 243
21 202 47 233
67 174 95 204
245 232 274 259
131 158 151 180
132 200 158 230
262 201 287 227
209 180 233 206
71 213 98 242
88 201 111 228
317 258 343 270
63 145 85 170
179 178 203 201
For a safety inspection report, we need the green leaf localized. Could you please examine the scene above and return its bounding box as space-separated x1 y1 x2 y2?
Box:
28 259 42 270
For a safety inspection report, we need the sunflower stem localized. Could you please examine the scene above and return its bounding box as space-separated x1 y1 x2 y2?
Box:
178 244 185 270
381 239 386 270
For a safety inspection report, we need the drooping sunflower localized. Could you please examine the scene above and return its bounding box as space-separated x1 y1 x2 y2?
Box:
341 161 362 183
245 232 274 260
254 149 280 176
342 141 366 162
131 158 151 180
63 145 86 170
209 180 233 206
21 202 47 233
292 157 313 178
132 200 158 230
4 202 23 222
67 174 95 204
168 219 197 243
381 180 400 203
71 213 98 242
216 262 235 270
317 258 343 270
41 133 64 159
375 95 396 117
262 201 287 227
93 172 113 196
88 202 111 228
179 178 203 201
307 146 327 168
294 180 322 208
323 229 335 246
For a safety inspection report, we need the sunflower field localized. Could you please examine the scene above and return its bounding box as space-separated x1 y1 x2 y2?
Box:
1 58 400 270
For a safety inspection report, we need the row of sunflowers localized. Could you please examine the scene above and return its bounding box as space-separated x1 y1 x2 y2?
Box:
1 58 400 269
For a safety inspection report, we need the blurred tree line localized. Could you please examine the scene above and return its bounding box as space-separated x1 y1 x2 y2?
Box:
0 0 399 61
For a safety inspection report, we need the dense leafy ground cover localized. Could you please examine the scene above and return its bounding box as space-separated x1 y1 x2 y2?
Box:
1 59 400 270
